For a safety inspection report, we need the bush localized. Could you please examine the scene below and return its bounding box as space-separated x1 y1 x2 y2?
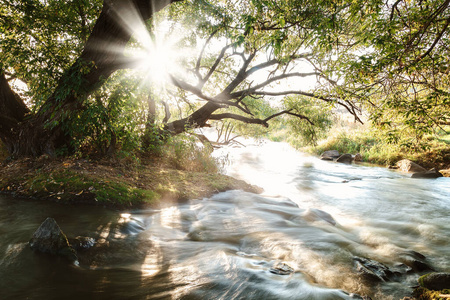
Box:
305 124 450 168
161 134 219 172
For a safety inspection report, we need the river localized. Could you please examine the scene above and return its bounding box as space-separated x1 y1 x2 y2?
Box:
1 141 449 299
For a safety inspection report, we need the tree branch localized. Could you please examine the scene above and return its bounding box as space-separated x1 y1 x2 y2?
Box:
230 72 319 99
209 109 314 128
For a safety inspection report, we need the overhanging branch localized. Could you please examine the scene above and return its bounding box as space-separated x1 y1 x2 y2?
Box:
209 109 314 128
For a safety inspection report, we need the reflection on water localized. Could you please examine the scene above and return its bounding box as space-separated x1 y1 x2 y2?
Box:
0 141 449 299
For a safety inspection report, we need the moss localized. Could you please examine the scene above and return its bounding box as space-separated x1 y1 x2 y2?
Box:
19 169 159 208
419 273 433 287
413 287 450 300
0 157 260 209
414 273 450 300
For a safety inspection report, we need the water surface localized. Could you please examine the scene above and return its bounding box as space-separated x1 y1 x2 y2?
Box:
1 142 448 299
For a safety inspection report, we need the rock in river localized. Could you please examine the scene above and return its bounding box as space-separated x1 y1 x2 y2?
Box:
411 168 443 179
269 262 294 275
320 150 340 161
353 256 393 282
336 153 353 164
396 159 426 173
418 272 450 290
29 217 77 262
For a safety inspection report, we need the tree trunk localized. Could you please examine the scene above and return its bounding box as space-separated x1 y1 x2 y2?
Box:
0 0 181 158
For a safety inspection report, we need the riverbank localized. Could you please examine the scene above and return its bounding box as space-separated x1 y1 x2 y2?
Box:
302 129 450 176
0 156 262 209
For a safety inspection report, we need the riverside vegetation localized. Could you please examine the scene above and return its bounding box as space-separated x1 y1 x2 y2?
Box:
299 122 450 175
0 135 261 209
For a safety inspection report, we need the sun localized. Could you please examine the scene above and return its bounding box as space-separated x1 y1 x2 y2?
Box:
146 39 178 79
131 28 184 88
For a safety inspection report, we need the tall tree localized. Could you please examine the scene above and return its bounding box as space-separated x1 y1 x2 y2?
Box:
137 0 366 137
2 0 448 158
0 0 181 157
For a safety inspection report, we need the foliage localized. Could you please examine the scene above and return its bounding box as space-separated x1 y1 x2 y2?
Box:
66 72 145 156
142 123 165 155
312 0 450 140
162 134 219 172
306 121 450 168
0 0 102 104
1 0 449 158
282 95 334 146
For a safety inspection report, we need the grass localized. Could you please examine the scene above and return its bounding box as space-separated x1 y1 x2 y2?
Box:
0 149 261 209
302 124 450 170
413 287 450 300
1 166 160 208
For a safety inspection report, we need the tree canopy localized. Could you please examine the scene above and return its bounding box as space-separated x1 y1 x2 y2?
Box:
1 0 449 157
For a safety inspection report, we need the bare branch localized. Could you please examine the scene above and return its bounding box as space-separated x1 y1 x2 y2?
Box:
389 0 403 21
220 52 257 95
195 29 219 74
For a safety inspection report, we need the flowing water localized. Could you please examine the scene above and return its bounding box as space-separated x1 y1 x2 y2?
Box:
1 141 449 299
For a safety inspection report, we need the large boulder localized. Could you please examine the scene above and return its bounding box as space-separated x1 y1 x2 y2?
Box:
336 153 353 164
418 272 450 290
396 159 427 173
320 150 340 161
29 217 77 262
411 169 444 179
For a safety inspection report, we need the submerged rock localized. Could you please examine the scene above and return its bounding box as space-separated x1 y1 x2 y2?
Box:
269 262 294 275
353 256 393 282
411 169 443 179
418 272 450 290
68 236 96 251
398 250 434 272
336 153 354 164
320 150 340 161
29 217 77 262
303 208 337 226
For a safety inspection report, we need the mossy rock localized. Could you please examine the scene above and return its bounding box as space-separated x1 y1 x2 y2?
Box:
413 287 450 300
413 273 450 300
419 273 450 290
29 217 78 262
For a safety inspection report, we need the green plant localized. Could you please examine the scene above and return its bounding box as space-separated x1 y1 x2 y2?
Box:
26 170 158 207
162 134 219 172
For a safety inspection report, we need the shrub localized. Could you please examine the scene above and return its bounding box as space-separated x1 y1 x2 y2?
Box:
162 134 219 172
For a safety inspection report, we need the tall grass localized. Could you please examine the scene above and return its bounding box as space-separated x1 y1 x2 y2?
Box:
161 134 220 173
303 123 450 169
